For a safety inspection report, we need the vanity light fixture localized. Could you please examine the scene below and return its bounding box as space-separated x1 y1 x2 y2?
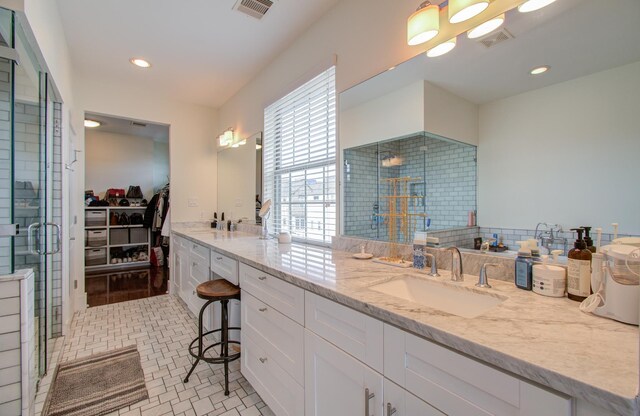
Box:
130 58 151 68
530 65 550 75
518 0 557 13
256 144 262 150
467 13 505 39
426 36 457 57
218 128 235 147
84 119 101 128
407 1 440 46
448 0 489 24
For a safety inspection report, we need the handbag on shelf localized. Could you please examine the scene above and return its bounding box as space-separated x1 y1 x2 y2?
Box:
106 188 126 199
110 212 120 226
130 213 144 225
126 185 143 199
118 212 130 226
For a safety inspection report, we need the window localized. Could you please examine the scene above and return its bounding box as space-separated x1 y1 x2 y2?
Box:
263 66 336 244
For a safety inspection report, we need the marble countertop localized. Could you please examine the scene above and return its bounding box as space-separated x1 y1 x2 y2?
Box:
172 225 639 414
0 269 34 282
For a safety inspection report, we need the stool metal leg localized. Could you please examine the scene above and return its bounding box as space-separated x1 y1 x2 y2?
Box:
221 299 230 395
184 299 213 383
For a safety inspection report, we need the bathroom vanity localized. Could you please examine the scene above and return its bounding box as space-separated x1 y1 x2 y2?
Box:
171 226 637 416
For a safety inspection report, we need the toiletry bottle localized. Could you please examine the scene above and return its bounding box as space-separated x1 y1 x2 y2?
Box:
581 226 596 253
211 212 218 229
532 252 567 297
515 241 534 290
528 239 541 259
413 232 426 270
492 233 498 247
567 228 592 302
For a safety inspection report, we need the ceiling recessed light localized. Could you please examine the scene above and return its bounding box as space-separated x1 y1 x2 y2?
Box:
467 14 505 39
426 37 457 58
84 119 101 128
530 65 550 75
130 58 151 68
518 0 557 13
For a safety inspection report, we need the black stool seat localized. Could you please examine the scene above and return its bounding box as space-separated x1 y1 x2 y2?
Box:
184 279 241 395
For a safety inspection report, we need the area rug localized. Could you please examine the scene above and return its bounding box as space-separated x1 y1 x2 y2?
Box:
42 345 148 416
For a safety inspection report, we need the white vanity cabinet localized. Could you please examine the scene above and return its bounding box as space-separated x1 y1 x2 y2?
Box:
384 324 572 416
240 263 305 415
305 329 383 416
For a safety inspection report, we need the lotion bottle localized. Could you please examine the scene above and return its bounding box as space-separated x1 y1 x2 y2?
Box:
515 241 533 290
567 228 592 302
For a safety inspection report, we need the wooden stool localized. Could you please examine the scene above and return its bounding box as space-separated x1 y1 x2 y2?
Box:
184 279 241 395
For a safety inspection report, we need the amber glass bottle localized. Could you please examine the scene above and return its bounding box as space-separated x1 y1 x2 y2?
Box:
567 228 592 302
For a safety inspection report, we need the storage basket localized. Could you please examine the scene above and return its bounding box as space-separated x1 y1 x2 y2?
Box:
85 248 107 266
129 228 148 244
86 229 107 247
110 229 129 245
85 210 107 227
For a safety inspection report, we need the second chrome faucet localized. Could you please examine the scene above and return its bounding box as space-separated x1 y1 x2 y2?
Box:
446 247 464 282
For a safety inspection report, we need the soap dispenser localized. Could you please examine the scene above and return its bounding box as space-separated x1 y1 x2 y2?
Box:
515 241 534 290
567 228 592 302
581 226 596 253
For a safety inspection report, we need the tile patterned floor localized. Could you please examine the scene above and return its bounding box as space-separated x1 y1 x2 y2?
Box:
35 295 273 416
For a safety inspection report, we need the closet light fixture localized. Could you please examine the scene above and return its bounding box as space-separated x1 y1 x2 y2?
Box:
130 58 151 68
530 65 550 75
448 0 489 24
407 1 440 46
84 119 101 128
467 13 505 39
518 0 557 13
256 144 262 150
426 37 457 57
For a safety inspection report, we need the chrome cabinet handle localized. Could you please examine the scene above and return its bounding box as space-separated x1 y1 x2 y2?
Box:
259 357 267 363
258 276 267 281
258 307 267 312
216 256 223 261
386 403 397 416
365 388 375 416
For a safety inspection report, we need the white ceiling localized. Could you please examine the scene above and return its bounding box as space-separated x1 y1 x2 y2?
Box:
342 0 640 108
56 0 340 108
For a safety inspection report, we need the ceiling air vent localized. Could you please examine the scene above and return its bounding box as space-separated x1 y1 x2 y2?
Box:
233 0 273 19
131 121 147 128
478 28 514 48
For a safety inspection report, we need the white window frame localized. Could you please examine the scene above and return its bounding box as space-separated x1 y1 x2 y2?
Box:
263 66 336 245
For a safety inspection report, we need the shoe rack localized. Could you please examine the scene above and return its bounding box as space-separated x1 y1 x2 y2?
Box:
84 206 151 271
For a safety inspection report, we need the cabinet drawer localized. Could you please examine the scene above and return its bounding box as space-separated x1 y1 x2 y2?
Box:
242 291 304 385
185 280 213 331
241 331 304 416
240 263 304 325
211 250 238 285
305 292 383 373
189 257 210 286
189 241 210 265
384 378 445 416
384 324 571 416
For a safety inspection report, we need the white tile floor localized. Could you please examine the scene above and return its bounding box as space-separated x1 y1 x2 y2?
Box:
34 295 273 416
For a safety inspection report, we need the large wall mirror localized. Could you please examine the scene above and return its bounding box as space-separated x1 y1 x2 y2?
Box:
217 132 262 224
339 0 640 250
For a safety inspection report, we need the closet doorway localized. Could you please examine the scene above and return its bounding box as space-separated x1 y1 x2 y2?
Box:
83 113 170 307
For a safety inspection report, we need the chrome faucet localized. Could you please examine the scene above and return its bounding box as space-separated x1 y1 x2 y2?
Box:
477 263 500 288
424 253 440 277
446 247 464 282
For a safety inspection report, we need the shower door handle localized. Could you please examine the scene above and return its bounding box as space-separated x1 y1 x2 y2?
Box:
44 222 62 254
27 223 42 255
28 222 61 255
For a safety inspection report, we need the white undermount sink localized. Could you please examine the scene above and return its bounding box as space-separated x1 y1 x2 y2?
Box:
369 275 505 318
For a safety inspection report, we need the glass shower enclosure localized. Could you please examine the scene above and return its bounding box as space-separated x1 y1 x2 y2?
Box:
0 6 61 378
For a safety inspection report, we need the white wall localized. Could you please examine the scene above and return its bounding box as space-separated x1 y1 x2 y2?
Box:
85 130 168 200
424 82 478 146
73 75 218 224
340 81 424 150
478 61 640 234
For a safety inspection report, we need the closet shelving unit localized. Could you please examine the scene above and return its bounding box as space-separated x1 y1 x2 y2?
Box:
84 206 151 271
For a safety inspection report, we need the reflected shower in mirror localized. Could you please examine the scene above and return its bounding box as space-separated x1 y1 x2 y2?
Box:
344 132 476 241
